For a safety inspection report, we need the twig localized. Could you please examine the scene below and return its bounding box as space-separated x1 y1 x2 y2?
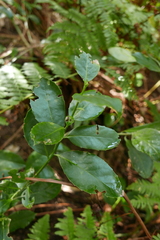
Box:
0 176 74 187
123 191 152 240
7 202 71 212
0 124 23 150
36 207 84 216
98 72 122 91
144 80 160 98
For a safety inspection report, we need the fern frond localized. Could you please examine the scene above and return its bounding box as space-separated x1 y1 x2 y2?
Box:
44 57 71 78
98 212 117 240
22 62 52 85
25 214 50 240
54 207 75 240
131 195 160 213
0 65 31 111
128 179 160 198
74 205 97 240
128 162 160 213
153 234 160 240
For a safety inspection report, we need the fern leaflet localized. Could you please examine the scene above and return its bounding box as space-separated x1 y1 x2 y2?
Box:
25 214 50 240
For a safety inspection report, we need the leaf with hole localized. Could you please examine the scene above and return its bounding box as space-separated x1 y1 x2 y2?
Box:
132 128 160 161
30 78 65 126
75 52 100 82
65 125 120 150
56 151 122 197
30 122 65 145
21 187 34 208
0 217 13 240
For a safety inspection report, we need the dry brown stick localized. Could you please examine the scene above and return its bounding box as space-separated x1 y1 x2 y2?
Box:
98 72 122 90
7 202 71 212
36 207 84 216
0 124 23 150
123 191 152 240
0 176 74 187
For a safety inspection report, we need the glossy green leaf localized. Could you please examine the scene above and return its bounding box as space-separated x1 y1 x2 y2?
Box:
30 78 65 126
132 128 160 161
30 182 61 204
66 125 120 150
30 122 65 145
69 90 105 121
0 218 13 240
9 210 35 232
24 109 54 156
0 151 25 177
75 52 100 82
126 139 153 178
57 151 122 197
124 120 160 132
21 187 35 209
133 52 160 72
108 47 136 62
72 93 122 118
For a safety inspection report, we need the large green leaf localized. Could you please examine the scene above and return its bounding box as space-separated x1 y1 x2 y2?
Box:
72 93 122 118
69 90 105 121
124 120 160 132
57 151 122 197
108 47 136 62
30 122 65 145
75 52 100 82
133 52 160 72
9 210 35 232
126 139 153 178
65 125 120 150
0 218 13 240
132 128 160 161
30 78 65 126
30 182 61 204
0 151 25 177
23 109 54 156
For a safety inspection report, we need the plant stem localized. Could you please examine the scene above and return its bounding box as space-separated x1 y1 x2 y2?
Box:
118 132 132 136
33 144 59 178
123 191 152 240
